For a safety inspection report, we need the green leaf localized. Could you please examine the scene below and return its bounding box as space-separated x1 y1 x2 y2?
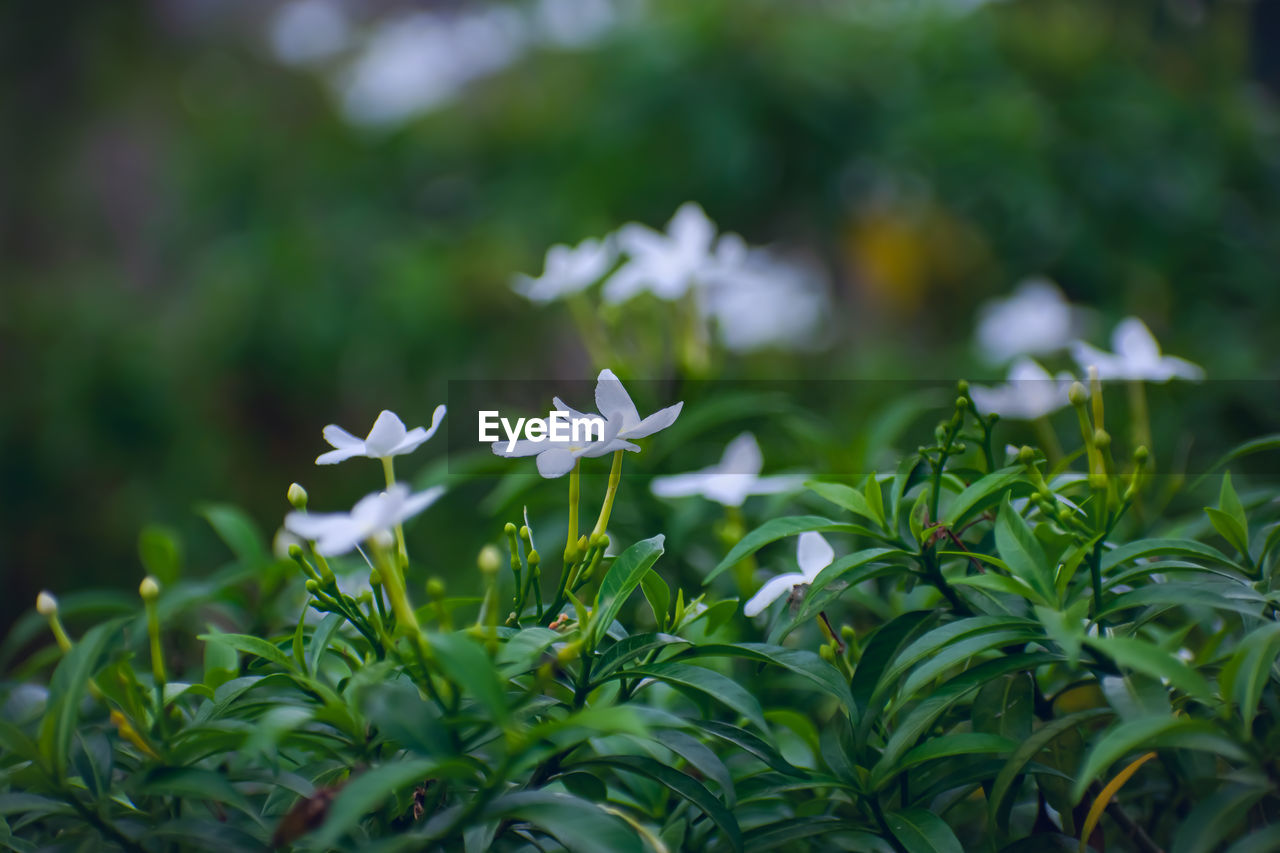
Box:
988 708 1112 830
201 626 240 689
852 611 935 744
138 525 182 586
307 612 345 677
700 721 804 776
874 653 1057 785
676 643 856 722
1220 621 1280 731
593 534 665 646
639 569 670 631
618 661 766 730
885 808 963 853
706 517 865 583
946 466 1025 527
767 549 905 644
973 673 1034 742
864 472 887 529
1101 539 1241 572
427 631 508 722
199 504 268 564
895 732 1017 774
804 480 878 525
743 818 876 853
994 497 1056 605
1205 507 1250 561
1224 823 1280 853
313 759 445 848
1170 783 1267 853
877 617 1036 699
139 767 255 816
656 728 736 806
38 619 123 779
575 755 741 852
1071 716 1248 802
1084 635 1212 701
482 791 646 853
197 632 293 671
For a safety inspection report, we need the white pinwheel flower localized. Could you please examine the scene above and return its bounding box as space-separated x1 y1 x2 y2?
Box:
317 406 447 465
1070 317 1204 382
651 432 804 507
743 532 835 618
491 415 638 479
974 278 1085 364
552 369 684 446
969 358 1077 421
513 237 615 303
602 202 717 305
285 483 445 556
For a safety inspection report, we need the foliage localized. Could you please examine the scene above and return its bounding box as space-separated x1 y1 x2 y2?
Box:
5 378 1280 851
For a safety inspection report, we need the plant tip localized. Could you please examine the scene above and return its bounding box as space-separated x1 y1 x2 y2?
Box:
139 576 160 601
287 482 308 510
36 591 57 616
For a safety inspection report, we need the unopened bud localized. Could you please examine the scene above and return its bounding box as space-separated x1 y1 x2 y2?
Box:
519 526 531 541
477 545 502 574
1093 429 1110 449
819 644 836 663
503 522 517 536
1068 382 1088 407
840 625 856 642
1017 445 1037 465
426 577 446 600
956 380 969 394
1134 446 1149 465
527 550 540 569
139 576 160 602
305 579 320 594
288 543 304 559
287 483 308 510
36 591 58 616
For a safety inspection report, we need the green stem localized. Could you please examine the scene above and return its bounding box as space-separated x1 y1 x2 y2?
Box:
565 460 581 566
1032 416 1063 468
380 457 408 568
590 451 625 540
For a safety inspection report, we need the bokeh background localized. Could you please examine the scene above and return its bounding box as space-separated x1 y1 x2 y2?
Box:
4 0 1280 643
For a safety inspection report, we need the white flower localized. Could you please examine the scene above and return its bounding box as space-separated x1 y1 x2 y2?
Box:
743 532 835 618
975 277 1085 364
969 358 1076 420
492 415 638 478
651 432 804 507
513 237 615 303
552 368 684 445
285 483 445 557
697 235 828 353
317 406 447 465
603 202 717 304
1071 317 1204 382
494 369 682 478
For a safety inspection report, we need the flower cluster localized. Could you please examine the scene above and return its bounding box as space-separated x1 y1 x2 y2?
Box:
513 202 829 353
970 279 1202 420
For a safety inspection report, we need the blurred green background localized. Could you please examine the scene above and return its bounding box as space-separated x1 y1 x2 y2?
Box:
3 0 1279 639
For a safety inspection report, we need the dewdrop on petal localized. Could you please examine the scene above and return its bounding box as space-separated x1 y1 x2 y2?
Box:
36 591 58 616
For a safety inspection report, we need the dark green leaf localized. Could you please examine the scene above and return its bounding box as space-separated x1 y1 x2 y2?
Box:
885 808 963 853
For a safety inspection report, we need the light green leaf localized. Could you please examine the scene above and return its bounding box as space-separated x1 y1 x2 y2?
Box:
946 466 1025 527
994 497 1056 605
1220 621 1280 731
1084 635 1212 701
706 517 866 583
619 661 766 730
197 632 293 671
593 534 665 646
428 631 508 722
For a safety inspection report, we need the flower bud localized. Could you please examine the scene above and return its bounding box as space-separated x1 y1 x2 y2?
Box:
1093 429 1110 449
503 522 517 536
426 577 446 600
987 412 1000 427
952 442 966 453
139 576 160 602
36 591 58 616
477 545 502 574
1057 506 1074 525
819 644 836 663
956 380 969 394
1068 382 1088 407
954 396 969 411
288 543 304 559
1134 446 1149 465
287 483 308 510
1017 445 1037 465
519 525 531 541
840 625 856 642
305 579 320 594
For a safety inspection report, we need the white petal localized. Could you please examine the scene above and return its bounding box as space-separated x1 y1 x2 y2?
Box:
492 439 547 458
396 485 446 524
391 427 429 456
650 470 718 499
623 401 683 440
747 475 806 496
284 510 347 541
1112 317 1161 365
668 202 715 254
797 532 835 579
365 410 409 456
536 448 578 478
314 521 369 557
316 446 364 465
551 396 596 423
424 403 447 439
601 261 649 305
743 573 805 617
322 424 364 449
1162 355 1204 382
719 432 763 476
595 369 640 429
